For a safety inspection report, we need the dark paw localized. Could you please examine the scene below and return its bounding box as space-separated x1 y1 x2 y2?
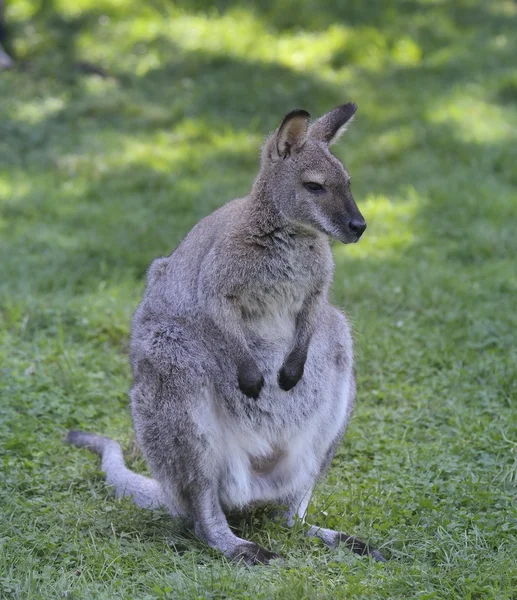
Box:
337 533 387 562
278 361 304 391
230 542 282 566
238 363 264 400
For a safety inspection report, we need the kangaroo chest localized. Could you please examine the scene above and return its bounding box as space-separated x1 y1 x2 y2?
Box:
239 234 330 325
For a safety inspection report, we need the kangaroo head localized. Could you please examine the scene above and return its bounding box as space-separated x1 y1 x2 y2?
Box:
260 103 366 243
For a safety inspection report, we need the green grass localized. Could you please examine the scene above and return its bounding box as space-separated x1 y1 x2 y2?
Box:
1 0 517 597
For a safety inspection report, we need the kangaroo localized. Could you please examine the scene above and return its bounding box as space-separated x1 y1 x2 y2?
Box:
67 103 386 565
0 1 14 70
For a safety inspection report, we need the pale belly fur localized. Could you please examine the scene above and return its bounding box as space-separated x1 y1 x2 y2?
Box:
213 362 353 510
207 298 353 509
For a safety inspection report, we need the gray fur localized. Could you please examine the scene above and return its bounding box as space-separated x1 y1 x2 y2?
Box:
66 430 165 509
67 104 384 564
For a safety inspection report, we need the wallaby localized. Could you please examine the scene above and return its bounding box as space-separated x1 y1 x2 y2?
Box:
67 103 386 565
0 1 14 70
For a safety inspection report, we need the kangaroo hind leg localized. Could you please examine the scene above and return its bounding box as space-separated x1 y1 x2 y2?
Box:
133 379 281 565
189 484 281 565
284 487 386 562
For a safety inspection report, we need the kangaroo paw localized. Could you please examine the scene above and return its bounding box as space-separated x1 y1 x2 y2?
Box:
229 542 282 566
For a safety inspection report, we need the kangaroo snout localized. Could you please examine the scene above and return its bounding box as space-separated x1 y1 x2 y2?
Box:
348 217 367 240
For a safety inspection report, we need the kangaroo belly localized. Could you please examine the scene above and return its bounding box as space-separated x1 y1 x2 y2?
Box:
218 436 317 510
216 361 353 510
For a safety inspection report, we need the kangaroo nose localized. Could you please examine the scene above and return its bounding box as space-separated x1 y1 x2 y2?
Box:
349 218 367 237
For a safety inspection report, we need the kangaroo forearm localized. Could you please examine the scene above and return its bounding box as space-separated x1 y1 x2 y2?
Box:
278 289 322 391
291 289 323 356
208 296 253 363
291 317 315 359
206 295 264 398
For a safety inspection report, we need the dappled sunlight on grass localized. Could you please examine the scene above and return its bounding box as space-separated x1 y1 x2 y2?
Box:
52 0 142 18
160 13 349 72
362 125 418 164
71 8 356 76
486 0 517 17
9 96 66 125
113 122 261 172
5 0 37 21
10 0 429 79
0 176 31 202
40 120 260 189
427 95 517 143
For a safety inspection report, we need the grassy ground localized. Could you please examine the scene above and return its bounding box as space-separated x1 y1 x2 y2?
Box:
1 0 517 598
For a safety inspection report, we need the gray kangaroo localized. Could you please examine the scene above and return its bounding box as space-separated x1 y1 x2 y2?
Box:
67 103 386 565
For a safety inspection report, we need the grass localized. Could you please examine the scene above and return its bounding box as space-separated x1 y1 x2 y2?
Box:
1 0 517 597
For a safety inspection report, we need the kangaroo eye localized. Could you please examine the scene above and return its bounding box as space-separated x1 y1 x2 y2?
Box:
304 182 325 193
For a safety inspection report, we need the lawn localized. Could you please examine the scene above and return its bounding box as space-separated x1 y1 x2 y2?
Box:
1 0 517 598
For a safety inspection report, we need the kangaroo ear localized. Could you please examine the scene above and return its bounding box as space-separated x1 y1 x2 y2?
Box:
309 102 357 145
275 109 311 159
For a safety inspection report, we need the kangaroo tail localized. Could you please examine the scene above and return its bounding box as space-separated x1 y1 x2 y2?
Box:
66 430 165 510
